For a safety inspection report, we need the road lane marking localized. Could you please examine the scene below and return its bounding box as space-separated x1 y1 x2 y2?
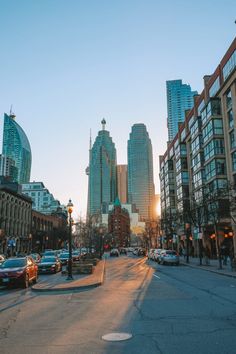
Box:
153 274 160 279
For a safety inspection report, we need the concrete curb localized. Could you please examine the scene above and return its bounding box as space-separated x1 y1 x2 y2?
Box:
31 259 106 293
181 261 236 279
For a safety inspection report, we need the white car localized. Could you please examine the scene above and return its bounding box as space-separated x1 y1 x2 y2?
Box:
153 249 163 263
110 248 119 257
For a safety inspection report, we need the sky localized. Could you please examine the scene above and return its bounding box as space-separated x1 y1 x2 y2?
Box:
0 0 236 220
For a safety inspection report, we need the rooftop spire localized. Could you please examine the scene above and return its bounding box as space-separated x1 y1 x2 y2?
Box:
101 118 106 130
9 105 16 120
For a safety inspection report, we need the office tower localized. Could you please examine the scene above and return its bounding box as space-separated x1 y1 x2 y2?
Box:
0 155 18 182
128 123 155 220
88 119 117 215
166 80 198 141
117 164 128 204
2 113 31 183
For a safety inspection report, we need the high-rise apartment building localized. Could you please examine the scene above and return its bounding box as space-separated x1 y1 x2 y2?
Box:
128 123 155 221
2 113 31 183
117 164 128 204
88 119 117 216
166 80 198 141
160 38 236 261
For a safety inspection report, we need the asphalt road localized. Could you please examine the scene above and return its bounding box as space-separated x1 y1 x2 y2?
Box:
0 255 236 354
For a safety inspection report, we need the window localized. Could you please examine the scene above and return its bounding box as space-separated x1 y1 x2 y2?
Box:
191 136 202 156
223 50 236 80
190 119 201 140
193 171 204 189
232 151 236 171
228 109 234 129
209 77 220 97
201 99 221 126
192 153 202 172
204 139 225 161
203 119 223 143
198 100 205 116
230 131 236 149
205 159 226 181
226 90 232 109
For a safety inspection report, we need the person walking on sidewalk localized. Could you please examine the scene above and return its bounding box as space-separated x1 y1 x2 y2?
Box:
204 246 211 265
182 247 186 260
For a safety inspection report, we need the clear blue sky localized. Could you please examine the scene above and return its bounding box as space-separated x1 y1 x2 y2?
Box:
0 0 235 219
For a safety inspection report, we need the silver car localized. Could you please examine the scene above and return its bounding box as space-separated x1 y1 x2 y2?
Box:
159 250 179 265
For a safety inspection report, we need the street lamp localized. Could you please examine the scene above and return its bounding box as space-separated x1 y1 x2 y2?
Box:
67 199 74 280
99 226 103 259
185 223 191 264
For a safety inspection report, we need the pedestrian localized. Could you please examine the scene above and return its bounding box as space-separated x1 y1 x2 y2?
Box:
182 247 186 259
204 246 210 265
6 247 11 258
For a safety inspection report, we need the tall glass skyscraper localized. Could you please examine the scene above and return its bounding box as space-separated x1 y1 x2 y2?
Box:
166 80 198 141
128 124 155 221
88 120 117 216
2 113 32 183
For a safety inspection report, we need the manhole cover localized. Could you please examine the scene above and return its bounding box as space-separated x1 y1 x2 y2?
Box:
102 332 132 342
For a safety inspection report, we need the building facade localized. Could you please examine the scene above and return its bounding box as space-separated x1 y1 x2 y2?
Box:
166 80 198 141
88 120 117 216
22 182 64 215
2 113 32 184
128 123 155 221
108 197 130 247
117 164 128 204
0 186 32 255
160 38 236 261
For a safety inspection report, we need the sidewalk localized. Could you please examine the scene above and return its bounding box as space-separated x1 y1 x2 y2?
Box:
32 259 105 292
180 256 236 279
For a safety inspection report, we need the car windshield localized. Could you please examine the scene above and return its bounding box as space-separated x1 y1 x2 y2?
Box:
166 251 177 255
44 252 55 256
30 254 39 259
60 254 69 258
0 259 26 268
41 257 56 263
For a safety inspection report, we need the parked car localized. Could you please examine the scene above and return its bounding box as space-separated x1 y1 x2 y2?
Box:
30 253 41 264
159 250 179 265
72 250 80 262
153 249 163 263
0 254 6 264
138 248 147 256
0 256 38 288
110 248 119 257
42 250 57 257
58 252 70 265
148 249 155 260
38 256 62 274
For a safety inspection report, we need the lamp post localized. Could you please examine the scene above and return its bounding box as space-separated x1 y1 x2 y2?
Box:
99 226 104 259
185 223 191 264
67 199 74 280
